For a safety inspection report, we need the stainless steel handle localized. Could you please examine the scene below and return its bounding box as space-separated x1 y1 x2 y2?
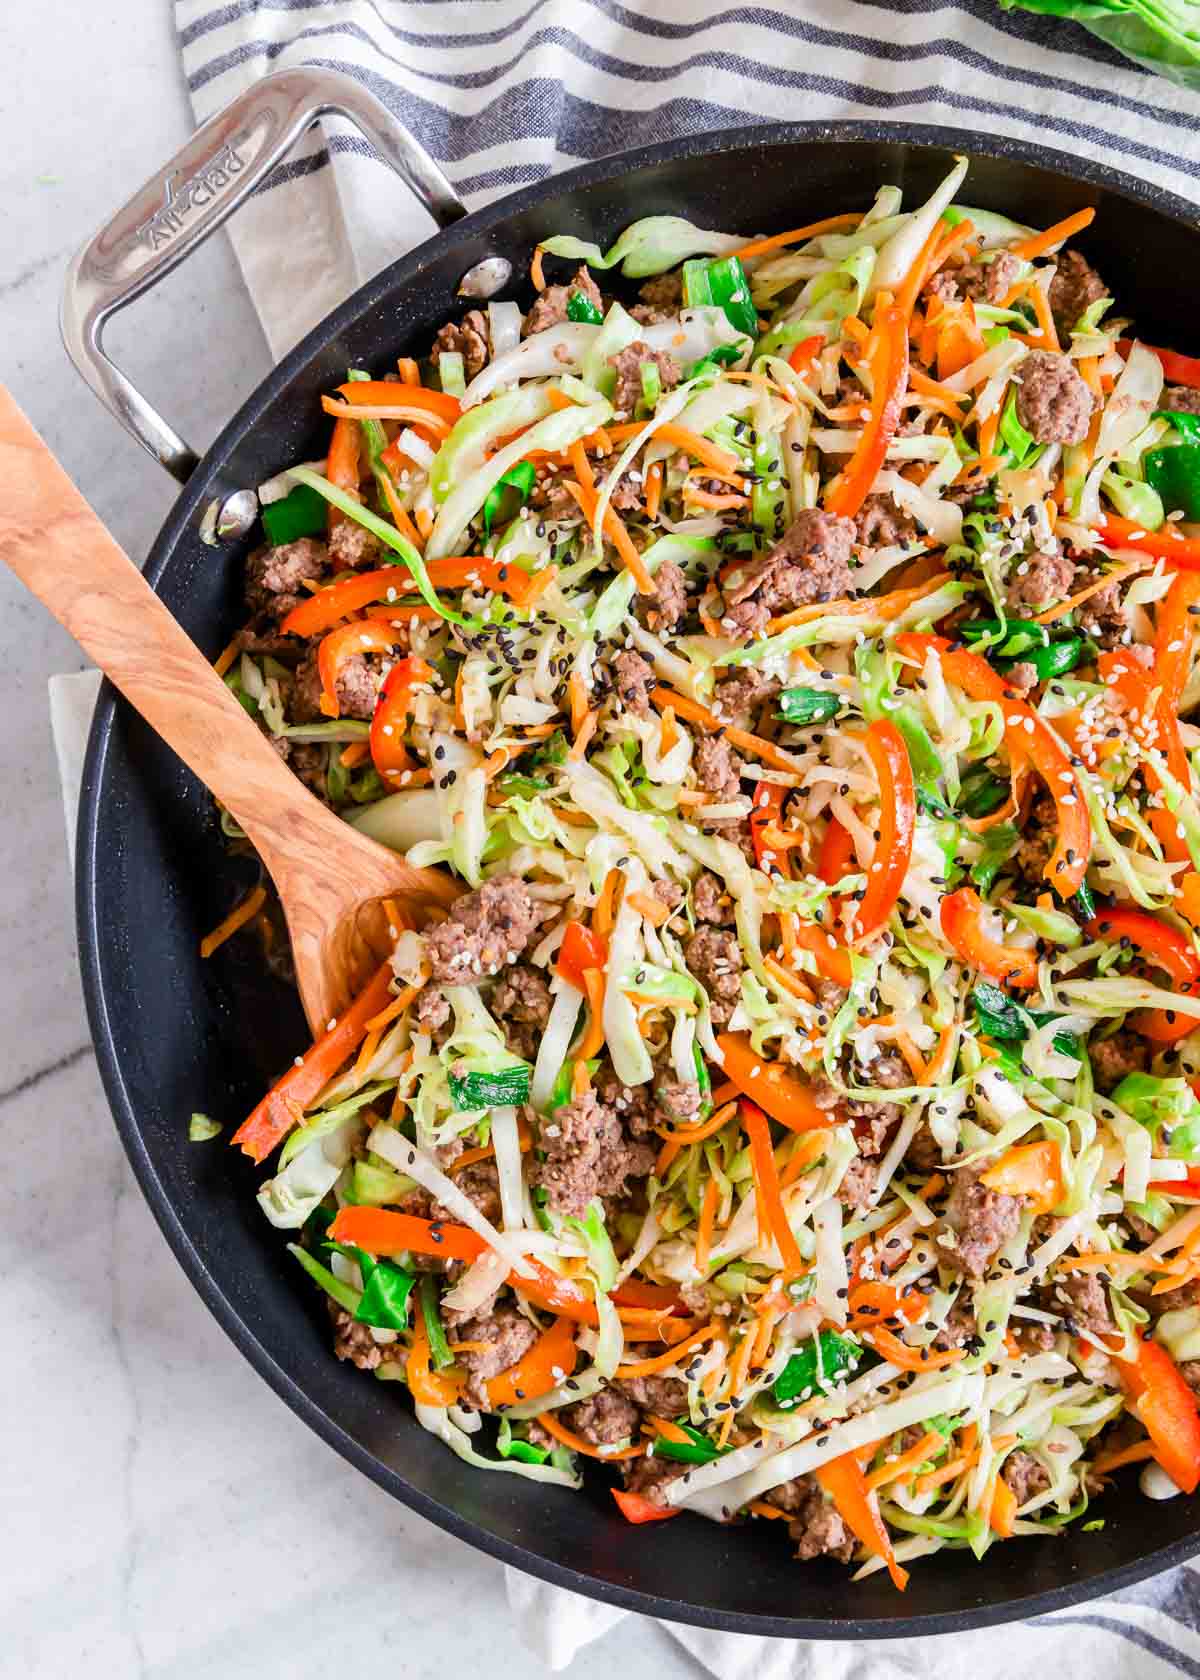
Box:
61 66 466 482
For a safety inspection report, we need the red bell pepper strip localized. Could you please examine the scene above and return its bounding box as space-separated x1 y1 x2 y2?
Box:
1097 513 1200 570
716 1032 832 1132
1086 906 1200 987
485 1314 578 1408
611 1488 681 1524
1087 905 1200 1043
825 299 910 520
317 620 406 719
1114 1335 1200 1494
369 655 436 781
1117 338 1200 392
281 559 543 640
1149 1167 1200 1199
232 962 396 1162
791 919 855 988
851 719 915 944
325 416 362 531
787 333 824 380
897 633 1092 895
815 1452 909 1591
817 815 856 886
609 1279 687 1314
556 921 609 992
980 1140 1064 1214
741 1100 806 1278
327 1205 603 1326
940 887 1038 989
749 781 789 875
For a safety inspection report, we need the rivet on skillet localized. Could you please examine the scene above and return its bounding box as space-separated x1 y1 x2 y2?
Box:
216 490 259 541
457 256 513 299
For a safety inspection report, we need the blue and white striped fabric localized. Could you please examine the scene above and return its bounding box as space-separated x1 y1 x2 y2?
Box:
174 1 1200 1667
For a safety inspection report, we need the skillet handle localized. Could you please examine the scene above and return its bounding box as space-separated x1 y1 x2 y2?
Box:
61 66 466 483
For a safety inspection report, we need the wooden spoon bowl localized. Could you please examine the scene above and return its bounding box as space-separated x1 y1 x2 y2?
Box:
0 388 460 1032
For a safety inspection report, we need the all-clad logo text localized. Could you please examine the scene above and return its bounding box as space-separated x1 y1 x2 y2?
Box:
136 142 246 250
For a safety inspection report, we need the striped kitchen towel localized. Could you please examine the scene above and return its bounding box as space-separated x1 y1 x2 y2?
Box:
173 0 1200 1670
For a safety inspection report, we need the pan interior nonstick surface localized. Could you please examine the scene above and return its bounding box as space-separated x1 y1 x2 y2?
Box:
78 123 1200 1636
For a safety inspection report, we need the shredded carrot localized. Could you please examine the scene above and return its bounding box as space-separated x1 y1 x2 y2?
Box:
627 890 671 927
539 1410 644 1461
569 709 598 758
450 1123 533 1175
864 1324 964 1372
617 1322 718 1378
909 367 965 410
977 406 1000 461
572 1058 591 1099
1028 282 1060 352
923 1024 958 1085
365 981 423 1033
561 479 656 595
1077 354 1102 397
377 466 424 549
649 684 803 776
568 438 596 498
779 1130 828 1188
751 1307 781 1368
199 884 267 959
687 489 747 511
915 1172 946 1204
743 1101 805 1278
893 1030 929 1085
339 740 371 769
644 459 663 521
605 420 743 479
865 1431 943 1493
764 953 817 1003
1089 1438 1155 1476
1035 559 1145 623
767 573 952 634
576 967 607 1061
593 866 624 938
530 245 546 292
396 356 420 385
212 637 241 678
1010 206 1096 262
656 1099 741 1147
726 212 862 262
895 217 950 322
749 1499 790 1521
695 1178 720 1276
915 1454 973 1494
567 670 589 734
352 1028 382 1080
646 1415 694 1445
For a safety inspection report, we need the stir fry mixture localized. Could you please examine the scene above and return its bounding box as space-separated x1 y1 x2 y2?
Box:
202 157 1200 1586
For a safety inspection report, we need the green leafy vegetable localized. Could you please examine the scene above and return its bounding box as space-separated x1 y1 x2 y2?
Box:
539 216 742 278
260 482 328 546
482 460 537 534
777 686 845 724
448 1064 531 1109
999 0 1200 92
420 1274 455 1369
774 1329 862 1405
1145 439 1200 521
652 1422 728 1464
566 289 604 324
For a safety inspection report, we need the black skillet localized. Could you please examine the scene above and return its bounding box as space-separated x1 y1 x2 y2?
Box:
66 65 1200 1636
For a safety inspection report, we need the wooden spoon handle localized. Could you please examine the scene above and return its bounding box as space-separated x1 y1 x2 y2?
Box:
0 388 331 855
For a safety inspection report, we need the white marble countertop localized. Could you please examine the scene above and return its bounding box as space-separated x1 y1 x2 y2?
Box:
0 10 680 1675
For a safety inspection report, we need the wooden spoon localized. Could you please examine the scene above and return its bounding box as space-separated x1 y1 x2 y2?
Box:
0 388 460 1033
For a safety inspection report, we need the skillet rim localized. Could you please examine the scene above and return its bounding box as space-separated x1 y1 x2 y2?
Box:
77 115 1200 1637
